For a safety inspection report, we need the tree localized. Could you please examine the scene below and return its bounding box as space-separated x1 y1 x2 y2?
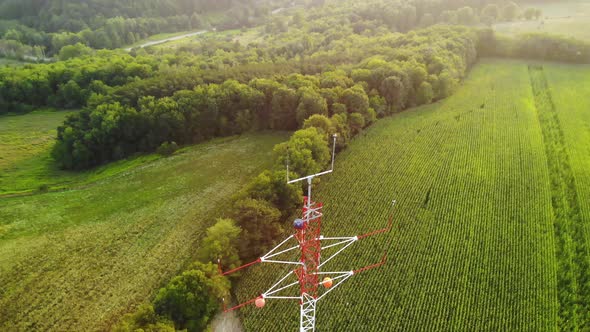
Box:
348 113 365 135
271 87 299 130
114 304 175 332
233 198 282 260
330 113 350 150
139 96 184 147
240 170 302 218
380 76 405 111
341 84 371 122
332 102 347 115
249 78 283 129
58 42 92 60
198 218 241 272
58 80 84 108
457 7 477 25
523 8 540 21
437 71 458 99
482 4 500 23
273 127 330 179
501 2 520 22
296 87 328 125
154 266 228 332
369 95 388 117
416 81 434 105
303 114 334 136
320 70 353 89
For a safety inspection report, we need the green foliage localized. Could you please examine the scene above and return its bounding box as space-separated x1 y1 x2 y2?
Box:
303 114 334 136
233 197 282 260
348 112 366 135
154 266 228 331
114 304 175 332
416 81 434 105
273 127 330 179
197 218 242 272
0 0 291 53
501 2 521 21
296 87 328 125
482 4 500 23
480 29 590 63
157 141 179 156
58 43 92 60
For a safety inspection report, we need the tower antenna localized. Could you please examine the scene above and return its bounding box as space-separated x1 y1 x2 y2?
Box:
218 133 396 332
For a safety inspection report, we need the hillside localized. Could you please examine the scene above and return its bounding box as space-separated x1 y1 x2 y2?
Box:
236 58 590 330
0 132 287 331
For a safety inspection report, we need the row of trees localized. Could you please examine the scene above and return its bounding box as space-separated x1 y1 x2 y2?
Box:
51 25 479 169
0 0 544 59
0 52 160 112
352 0 541 32
0 0 294 55
478 29 590 63
114 110 339 331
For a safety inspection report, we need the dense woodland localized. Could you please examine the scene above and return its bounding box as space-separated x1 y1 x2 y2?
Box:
0 0 294 55
0 0 543 58
2 0 584 170
2 0 589 330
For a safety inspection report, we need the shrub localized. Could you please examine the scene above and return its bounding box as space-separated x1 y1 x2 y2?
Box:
154 264 229 332
157 141 179 156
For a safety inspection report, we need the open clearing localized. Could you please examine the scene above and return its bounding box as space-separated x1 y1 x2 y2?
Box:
0 132 287 331
0 110 165 196
494 1 590 41
236 58 590 331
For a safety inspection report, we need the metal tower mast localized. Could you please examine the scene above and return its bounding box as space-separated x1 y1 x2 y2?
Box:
218 135 396 332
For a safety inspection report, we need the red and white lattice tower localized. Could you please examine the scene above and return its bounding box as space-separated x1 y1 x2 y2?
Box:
218 135 396 332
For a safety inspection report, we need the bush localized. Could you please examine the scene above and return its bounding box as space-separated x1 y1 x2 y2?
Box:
154 264 229 332
113 304 175 332
157 141 179 156
197 218 242 272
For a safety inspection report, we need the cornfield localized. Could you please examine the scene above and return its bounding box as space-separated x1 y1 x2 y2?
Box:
235 59 590 331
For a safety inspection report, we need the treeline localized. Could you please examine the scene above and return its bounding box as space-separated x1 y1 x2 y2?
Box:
0 52 159 112
479 30 590 63
351 0 541 31
51 25 478 169
0 0 544 59
0 0 293 55
115 123 327 330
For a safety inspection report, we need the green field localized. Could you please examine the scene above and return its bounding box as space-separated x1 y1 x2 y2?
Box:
494 1 590 41
236 59 590 330
0 132 287 331
0 110 168 196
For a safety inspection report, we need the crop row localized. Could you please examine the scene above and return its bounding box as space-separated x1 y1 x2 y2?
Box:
529 65 590 330
236 60 559 331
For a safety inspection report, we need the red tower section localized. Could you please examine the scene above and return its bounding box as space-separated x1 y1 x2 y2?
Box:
295 196 323 299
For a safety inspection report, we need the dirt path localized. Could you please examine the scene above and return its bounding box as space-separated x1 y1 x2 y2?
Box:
125 30 207 51
210 308 244 332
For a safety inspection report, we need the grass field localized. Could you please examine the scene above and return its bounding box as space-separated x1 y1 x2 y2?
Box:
236 59 590 330
0 110 168 196
0 132 287 331
494 1 590 41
